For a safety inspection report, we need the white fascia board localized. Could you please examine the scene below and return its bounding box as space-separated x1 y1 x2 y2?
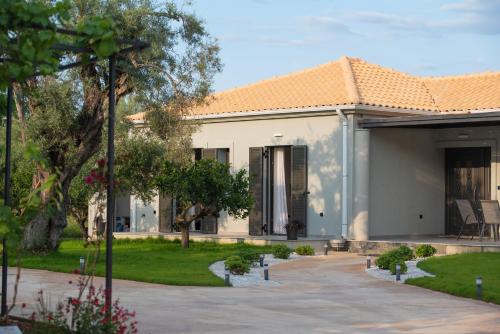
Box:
132 105 500 126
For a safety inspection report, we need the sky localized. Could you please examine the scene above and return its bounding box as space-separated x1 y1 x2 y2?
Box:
187 0 500 92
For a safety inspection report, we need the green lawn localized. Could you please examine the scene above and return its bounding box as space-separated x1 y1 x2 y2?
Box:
20 238 271 286
406 253 500 304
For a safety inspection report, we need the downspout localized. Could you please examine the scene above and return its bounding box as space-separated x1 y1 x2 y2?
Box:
336 109 349 239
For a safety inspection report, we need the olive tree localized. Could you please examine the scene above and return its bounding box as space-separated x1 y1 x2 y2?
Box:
13 0 221 250
155 159 253 248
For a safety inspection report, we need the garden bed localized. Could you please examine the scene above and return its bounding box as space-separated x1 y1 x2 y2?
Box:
209 254 306 287
366 259 435 283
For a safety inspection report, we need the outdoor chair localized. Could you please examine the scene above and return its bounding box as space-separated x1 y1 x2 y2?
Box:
455 199 482 240
479 200 500 242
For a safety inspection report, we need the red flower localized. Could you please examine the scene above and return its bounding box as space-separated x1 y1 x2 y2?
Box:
98 158 106 168
84 175 94 185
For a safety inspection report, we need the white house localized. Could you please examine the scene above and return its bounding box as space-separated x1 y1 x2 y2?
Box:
89 56 500 242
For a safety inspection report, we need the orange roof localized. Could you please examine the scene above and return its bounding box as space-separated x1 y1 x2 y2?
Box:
422 72 500 112
129 57 500 120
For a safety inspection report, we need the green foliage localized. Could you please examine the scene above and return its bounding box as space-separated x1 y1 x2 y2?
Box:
8 0 221 250
395 245 415 261
236 248 261 264
375 252 396 270
75 16 118 59
407 253 500 305
0 0 120 88
0 143 60 248
295 245 315 256
224 255 250 275
415 244 437 258
155 159 253 224
375 246 414 270
389 260 408 275
0 0 70 87
115 136 165 203
60 217 83 239
272 244 293 259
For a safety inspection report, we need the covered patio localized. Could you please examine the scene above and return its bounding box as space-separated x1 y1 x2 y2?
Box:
359 111 500 245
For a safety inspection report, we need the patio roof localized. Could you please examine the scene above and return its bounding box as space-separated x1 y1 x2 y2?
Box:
359 111 500 129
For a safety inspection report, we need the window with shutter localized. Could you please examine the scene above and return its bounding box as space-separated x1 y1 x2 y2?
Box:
158 195 173 233
249 147 264 235
291 145 308 237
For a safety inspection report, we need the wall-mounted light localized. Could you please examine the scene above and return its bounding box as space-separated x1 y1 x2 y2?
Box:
457 133 469 139
273 133 283 138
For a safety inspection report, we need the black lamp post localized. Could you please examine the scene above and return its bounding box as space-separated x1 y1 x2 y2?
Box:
1 84 13 316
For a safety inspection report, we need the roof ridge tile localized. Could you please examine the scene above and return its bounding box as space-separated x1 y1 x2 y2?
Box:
340 56 361 104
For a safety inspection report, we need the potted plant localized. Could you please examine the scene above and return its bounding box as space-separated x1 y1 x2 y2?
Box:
285 220 302 240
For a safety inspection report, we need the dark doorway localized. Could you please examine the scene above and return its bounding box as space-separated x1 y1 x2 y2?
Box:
445 147 491 235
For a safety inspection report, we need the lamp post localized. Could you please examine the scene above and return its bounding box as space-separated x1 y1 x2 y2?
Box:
395 264 401 281
105 54 116 318
264 264 269 281
1 84 13 316
476 276 482 299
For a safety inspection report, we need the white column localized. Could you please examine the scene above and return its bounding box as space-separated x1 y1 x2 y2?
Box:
351 128 370 240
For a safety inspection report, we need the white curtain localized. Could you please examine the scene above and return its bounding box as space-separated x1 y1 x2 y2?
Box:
273 148 288 234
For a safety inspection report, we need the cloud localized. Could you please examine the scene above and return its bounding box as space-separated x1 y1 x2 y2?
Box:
351 0 500 36
299 16 357 35
440 0 500 34
258 37 312 47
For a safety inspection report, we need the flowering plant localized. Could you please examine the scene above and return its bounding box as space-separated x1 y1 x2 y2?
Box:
31 273 137 334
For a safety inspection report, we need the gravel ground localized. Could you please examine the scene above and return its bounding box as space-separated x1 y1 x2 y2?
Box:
209 254 308 287
365 259 435 283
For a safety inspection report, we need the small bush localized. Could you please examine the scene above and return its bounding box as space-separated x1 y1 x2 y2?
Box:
375 252 399 270
394 245 414 261
389 260 408 275
272 244 293 259
295 245 315 256
415 244 437 258
375 246 414 270
237 248 261 264
224 256 250 275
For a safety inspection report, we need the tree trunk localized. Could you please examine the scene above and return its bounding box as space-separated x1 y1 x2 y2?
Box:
23 172 70 251
180 224 190 248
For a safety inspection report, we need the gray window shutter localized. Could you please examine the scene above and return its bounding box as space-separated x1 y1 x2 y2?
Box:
291 145 308 237
249 147 264 236
202 148 216 160
158 195 173 233
201 214 217 234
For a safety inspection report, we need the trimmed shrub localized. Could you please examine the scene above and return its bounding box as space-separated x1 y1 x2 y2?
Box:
375 252 399 270
237 248 261 264
389 260 408 275
272 244 293 259
295 245 315 256
415 244 437 258
224 256 250 275
375 246 414 270
394 245 414 261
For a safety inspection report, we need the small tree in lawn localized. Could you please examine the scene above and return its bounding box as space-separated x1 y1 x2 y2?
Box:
155 159 252 248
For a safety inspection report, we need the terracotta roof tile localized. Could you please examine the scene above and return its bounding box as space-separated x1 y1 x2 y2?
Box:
422 72 500 112
129 56 500 121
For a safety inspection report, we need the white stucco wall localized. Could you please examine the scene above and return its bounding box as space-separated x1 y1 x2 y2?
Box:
369 128 445 237
191 113 343 237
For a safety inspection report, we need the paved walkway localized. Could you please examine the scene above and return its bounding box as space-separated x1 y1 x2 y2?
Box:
5 253 500 333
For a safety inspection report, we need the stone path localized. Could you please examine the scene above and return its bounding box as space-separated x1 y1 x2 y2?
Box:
5 253 500 333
